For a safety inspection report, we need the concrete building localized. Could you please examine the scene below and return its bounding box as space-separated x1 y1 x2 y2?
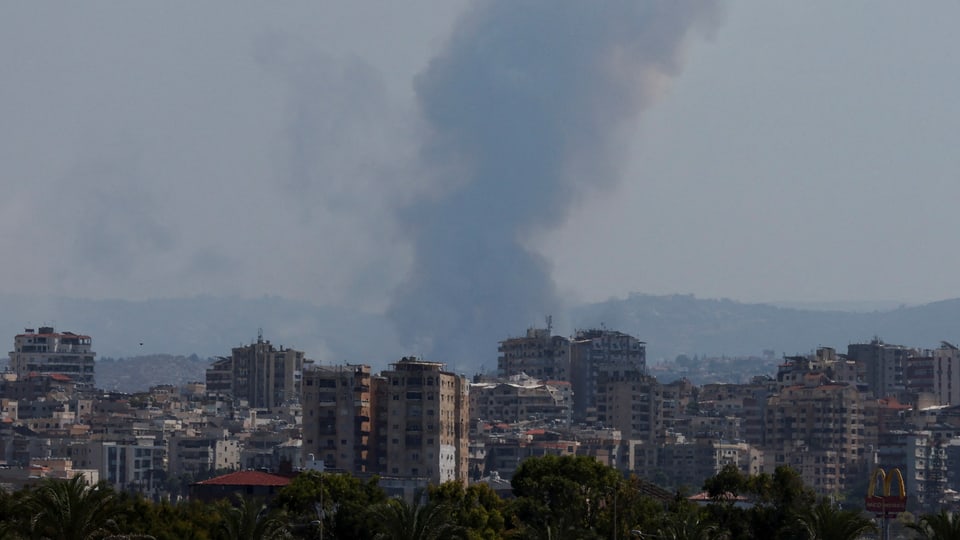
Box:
372 357 469 484
905 431 948 512
167 430 240 478
569 329 646 423
497 324 571 381
88 438 166 493
470 376 571 425
8 327 96 388
204 333 308 408
932 342 960 406
301 364 372 474
848 339 914 399
594 373 662 443
764 374 868 495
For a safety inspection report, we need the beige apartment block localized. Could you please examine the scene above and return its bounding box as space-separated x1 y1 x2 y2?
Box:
372 357 469 484
301 364 372 474
8 327 96 387
847 339 915 399
764 374 868 495
570 329 647 423
595 373 662 444
497 326 571 381
204 333 308 409
469 378 571 425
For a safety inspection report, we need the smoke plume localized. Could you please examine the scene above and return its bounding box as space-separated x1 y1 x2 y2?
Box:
389 1 720 371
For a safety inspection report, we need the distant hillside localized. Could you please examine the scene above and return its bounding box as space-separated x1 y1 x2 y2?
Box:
5 293 960 391
571 293 960 361
97 354 210 393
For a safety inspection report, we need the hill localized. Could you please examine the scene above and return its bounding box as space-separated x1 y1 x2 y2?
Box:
571 293 960 361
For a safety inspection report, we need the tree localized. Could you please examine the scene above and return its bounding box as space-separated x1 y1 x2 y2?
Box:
274 471 386 539
655 507 724 540
368 494 463 540
18 475 123 540
703 464 746 502
795 499 877 540
426 482 505 540
507 455 621 539
906 509 960 540
218 496 289 540
700 465 816 540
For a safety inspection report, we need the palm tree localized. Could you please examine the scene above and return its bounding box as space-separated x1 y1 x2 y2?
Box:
796 499 877 540
368 495 463 540
218 497 290 540
18 474 122 540
652 509 725 540
907 509 960 540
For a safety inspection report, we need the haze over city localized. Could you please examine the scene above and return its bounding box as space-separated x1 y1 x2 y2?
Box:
3 2 959 365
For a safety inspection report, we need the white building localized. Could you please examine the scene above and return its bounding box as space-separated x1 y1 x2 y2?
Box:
8 327 96 387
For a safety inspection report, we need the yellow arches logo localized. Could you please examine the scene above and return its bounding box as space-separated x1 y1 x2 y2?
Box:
867 467 906 498
865 467 907 517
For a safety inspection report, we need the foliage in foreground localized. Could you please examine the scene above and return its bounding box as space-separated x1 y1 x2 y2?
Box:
0 458 942 540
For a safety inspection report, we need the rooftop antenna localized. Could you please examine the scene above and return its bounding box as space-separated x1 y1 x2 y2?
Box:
546 315 553 334
257 328 263 344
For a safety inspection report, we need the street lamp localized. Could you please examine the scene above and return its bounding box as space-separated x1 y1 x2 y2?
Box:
602 486 619 540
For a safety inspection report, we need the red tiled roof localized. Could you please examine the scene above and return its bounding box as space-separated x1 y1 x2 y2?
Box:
195 470 292 487
878 397 912 410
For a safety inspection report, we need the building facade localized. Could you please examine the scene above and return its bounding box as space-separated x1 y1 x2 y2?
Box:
764 375 868 495
8 327 96 387
497 326 571 381
204 333 307 408
569 329 647 422
301 364 372 474
372 357 469 484
847 339 914 399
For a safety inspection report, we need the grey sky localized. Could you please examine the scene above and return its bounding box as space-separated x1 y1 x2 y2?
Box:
2 0 958 322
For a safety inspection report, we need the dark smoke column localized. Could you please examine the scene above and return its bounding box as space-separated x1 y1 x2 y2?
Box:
389 1 719 371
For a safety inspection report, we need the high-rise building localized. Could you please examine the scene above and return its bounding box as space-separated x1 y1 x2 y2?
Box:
497 325 571 381
301 364 372 474
8 327 96 388
569 329 646 422
204 333 307 408
847 339 914 399
932 342 960 406
371 357 469 484
595 372 662 443
764 375 867 495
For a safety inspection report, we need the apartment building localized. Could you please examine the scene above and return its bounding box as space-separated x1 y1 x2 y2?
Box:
470 376 571 425
372 357 469 484
595 373 662 443
204 333 308 408
167 430 240 478
497 325 571 381
848 339 914 399
764 374 868 495
8 327 96 387
905 431 948 512
301 364 371 474
569 329 646 422
932 342 960 406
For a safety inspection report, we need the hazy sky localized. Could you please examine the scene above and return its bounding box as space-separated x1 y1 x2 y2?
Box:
3 1 958 319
